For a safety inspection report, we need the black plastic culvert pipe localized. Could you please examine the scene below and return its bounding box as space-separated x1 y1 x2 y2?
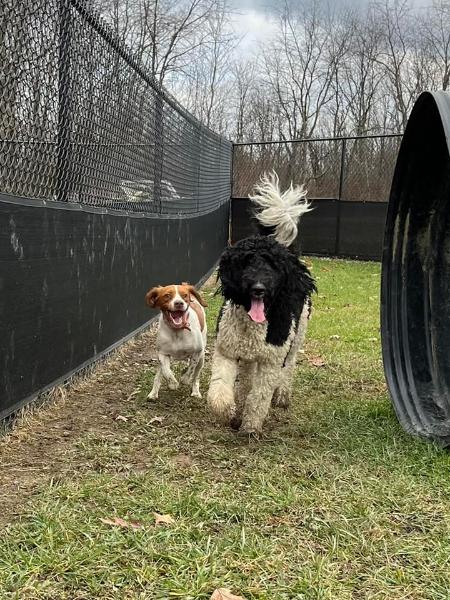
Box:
381 91 450 446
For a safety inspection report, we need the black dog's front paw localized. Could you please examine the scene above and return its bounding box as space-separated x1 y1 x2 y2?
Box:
271 387 290 409
230 416 242 430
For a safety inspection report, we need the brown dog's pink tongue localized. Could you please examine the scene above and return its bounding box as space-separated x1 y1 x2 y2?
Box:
248 298 266 323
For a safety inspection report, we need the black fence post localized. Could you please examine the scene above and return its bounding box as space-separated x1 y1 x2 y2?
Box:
195 123 201 212
229 141 235 244
335 137 347 256
56 0 71 202
153 88 164 214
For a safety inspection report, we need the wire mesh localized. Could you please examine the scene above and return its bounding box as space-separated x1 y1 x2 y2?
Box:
232 135 402 202
341 136 403 202
0 0 232 215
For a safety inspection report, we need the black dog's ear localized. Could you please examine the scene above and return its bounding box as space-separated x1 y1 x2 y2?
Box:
217 247 233 295
266 257 315 346
215 302 226 334
218 246 246 306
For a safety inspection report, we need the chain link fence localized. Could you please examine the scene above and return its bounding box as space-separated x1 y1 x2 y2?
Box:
232 134 403 259
232 135 402 203
0 0 231 215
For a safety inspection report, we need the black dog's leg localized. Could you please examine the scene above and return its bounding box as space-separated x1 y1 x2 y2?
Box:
240 363 278 435
231 361 257 429
207 348 238 425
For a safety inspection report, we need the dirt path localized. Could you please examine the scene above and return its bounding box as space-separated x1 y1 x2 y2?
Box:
0 325 159 526
0 277 289 529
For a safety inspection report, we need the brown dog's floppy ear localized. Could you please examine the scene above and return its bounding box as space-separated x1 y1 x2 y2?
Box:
145 286 161 308
183 283 207 307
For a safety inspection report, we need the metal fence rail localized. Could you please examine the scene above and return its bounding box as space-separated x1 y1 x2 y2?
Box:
0 0 231 215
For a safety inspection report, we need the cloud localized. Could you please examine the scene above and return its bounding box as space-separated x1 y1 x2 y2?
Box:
231 9 278 54
230 0 278 11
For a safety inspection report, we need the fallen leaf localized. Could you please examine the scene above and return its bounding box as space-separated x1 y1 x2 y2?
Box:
210 589 247 600
153 512 175 526
308 356 326 368
114 415 128 422
330 334 340 340
126 389 140 401
149 416 164 425
100 517 141 529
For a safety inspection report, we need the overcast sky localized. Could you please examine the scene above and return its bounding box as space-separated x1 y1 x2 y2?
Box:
228 0 365 56
229 0 430 56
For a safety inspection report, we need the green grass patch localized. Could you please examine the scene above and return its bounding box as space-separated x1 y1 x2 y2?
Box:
1 258 450 600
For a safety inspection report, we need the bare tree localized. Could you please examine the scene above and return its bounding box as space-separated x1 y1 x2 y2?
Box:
230 59 256 142
176 0 237 132
91 0 447 142
93 0 227 85
336 8 385 135
260 0 349 141
421 0 450 91
373 0 427 131
323 7 358 137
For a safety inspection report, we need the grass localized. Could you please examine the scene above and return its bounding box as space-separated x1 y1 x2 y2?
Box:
1 257 450 599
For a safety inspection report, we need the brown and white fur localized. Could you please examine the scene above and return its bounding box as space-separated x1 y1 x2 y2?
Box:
145 283 207 399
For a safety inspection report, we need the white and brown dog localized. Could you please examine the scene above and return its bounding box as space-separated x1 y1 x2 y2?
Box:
145 283 207 400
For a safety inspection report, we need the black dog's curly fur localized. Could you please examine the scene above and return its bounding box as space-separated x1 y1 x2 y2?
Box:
218 236 316 346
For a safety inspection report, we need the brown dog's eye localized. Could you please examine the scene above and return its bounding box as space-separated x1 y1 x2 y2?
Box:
164 294 171 300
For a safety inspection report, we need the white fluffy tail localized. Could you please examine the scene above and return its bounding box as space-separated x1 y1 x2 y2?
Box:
249 171 312 247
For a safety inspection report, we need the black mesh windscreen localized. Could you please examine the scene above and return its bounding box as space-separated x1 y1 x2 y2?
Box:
0 0 231 215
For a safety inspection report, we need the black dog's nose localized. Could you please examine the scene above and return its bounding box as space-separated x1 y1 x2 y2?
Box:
174 300 185 309
251 282 266 298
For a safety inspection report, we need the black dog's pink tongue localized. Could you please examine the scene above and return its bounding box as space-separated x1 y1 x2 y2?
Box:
248 298 266 323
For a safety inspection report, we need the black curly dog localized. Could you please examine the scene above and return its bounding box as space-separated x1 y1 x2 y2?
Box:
207 173 315 435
